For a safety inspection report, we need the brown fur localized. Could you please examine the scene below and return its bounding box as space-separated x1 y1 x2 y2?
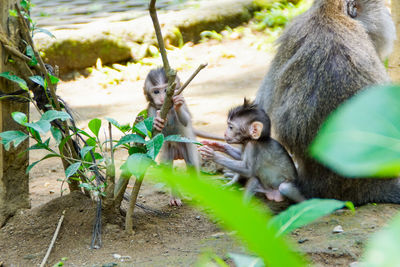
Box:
255 0 398 205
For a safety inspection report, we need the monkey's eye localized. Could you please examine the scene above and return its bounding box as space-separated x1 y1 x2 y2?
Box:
164 88 167 93
228 126 233 130
154 90 159 94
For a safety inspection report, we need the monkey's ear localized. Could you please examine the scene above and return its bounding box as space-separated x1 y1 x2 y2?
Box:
249 121 263 140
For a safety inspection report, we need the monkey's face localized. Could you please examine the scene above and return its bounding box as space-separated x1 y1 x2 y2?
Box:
225 119 246 144
150 84 167 109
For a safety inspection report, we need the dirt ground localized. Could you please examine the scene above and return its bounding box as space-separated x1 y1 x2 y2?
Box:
1 37 400 266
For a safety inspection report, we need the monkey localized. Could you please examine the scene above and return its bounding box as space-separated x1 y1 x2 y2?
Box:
199 99 305 203
254 0 399 205
144 67 201 206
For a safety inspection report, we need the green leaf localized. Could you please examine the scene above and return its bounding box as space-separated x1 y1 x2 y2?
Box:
228 253 264 267
26 153 59 173
269 199 351 236
88 118 101 138
144 117 154 134
9 9 17 17
106 117 131 133
146 133 164 160
0 72 28 91
116 134 146 147
133 120 150 137
11 112 27 125
26 120 51 134
136 109 148 119
41 110 71 122
29 75 45 88
65 162 81 178
33 28 56 39
0 130 28 151
48 74 59 85
362 213 400 267
26 45 38 67
310 85 400 177
121 153 154 179
148 167 306 267
164 134 202 145
51 127 62 144
80 146 94 159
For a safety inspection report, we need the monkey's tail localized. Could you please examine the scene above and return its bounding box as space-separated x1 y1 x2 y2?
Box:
194 129 224 141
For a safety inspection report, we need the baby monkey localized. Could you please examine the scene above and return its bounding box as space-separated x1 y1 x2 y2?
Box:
144 67 200 206
199 99 304 203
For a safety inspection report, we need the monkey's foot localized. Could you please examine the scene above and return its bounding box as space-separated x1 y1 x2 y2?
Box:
169 197 183 207
265 189 284 202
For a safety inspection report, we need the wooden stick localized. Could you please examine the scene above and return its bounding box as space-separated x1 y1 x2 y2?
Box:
175 63 208 95
40 210 66 267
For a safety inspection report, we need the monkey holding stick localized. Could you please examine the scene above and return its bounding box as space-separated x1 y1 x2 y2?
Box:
199 99 304 203
144 67 201 206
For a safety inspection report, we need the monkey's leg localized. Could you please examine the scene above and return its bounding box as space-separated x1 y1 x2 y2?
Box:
243 177 260 202
160 144 182 207
279 182 305 203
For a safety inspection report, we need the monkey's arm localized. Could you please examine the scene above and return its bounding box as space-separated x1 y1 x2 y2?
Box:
173 95 191 126
199 146 252 177
201 140 242 160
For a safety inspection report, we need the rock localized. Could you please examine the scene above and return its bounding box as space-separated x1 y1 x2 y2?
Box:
112 253 121 260
333 225 344 233
34 0 263 74
195 215 201 220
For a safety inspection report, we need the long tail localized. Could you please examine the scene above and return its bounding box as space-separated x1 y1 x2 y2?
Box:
194 129 224 141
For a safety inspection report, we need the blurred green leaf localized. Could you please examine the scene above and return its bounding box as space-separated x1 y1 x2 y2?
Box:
310 85 400 177
88 118 101 138
9 9 17 17
65 162 81 178
33 28 56 39
146 133 164 160
48 74 59 84
133 120 151 137
0 130 28 151
27 154 59 173
362 213 400 267
11 112 27 125
0 72 28 91
269 199 352 236
148 167 306 267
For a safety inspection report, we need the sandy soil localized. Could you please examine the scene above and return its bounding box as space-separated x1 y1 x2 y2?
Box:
1 37 400 267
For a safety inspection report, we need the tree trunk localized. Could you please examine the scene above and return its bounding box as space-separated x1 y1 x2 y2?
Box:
389 0 400 82
0 0 30 226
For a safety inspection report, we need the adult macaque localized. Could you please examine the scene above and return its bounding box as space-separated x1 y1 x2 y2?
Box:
199 99 304 203
255 0 399 205
144 67 200 206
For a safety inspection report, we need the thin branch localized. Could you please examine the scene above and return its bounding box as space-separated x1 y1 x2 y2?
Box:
149 0 177 124
175 63 208 95
40 210 65 267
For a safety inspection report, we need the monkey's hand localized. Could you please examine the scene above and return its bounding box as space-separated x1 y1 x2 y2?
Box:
154 111 165 131
201 140 226 153
172 95 185 111
198 145 215 160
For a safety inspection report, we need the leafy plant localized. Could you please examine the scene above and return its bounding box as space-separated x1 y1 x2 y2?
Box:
311 84 400 266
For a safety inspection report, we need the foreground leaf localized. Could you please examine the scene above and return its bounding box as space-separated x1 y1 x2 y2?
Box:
362 213 400 267
26 154 59 173
11 112 28 125
269 199 353 236
148 167 306 267
0 131 28 151
26 120 51 134
29 75 45 88
310 85 400 177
